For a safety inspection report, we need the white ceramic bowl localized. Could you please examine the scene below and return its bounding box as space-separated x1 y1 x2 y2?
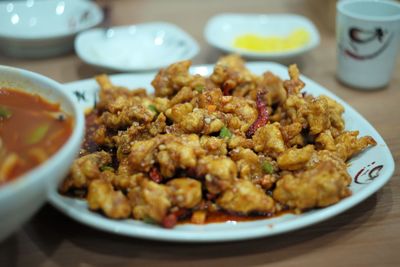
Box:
0 0 103 58
75 22 200 72
0 65 85 241
204 13 320 60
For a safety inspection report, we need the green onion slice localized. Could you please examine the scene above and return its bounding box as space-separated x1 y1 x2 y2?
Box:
100 165 114 172
261 161 274 174
143 216 156 224
219 126 232 139
26 124 50 145
148 104 159 114
194 85 205 93
0 105 12 119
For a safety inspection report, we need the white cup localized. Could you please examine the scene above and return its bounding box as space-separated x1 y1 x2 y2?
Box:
336 0 400 90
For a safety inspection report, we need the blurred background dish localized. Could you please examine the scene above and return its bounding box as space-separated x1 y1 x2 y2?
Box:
0 65 85 241
0 0 103 58
74 22 200 72
204 13 320 60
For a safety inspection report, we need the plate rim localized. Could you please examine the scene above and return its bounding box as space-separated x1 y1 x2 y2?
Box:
49 62 395 242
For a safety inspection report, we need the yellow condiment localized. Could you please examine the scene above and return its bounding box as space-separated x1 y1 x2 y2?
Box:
233 28 310 52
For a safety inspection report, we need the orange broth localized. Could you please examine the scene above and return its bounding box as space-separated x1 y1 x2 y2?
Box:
0 88 73 184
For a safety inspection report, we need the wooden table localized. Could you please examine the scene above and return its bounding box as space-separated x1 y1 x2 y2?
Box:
1 0 399 266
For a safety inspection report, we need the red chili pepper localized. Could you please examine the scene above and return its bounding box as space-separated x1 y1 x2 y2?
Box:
162 213 178 228
246 91 269 138
149 167 162 183
222 80 236 95
206 193 217 200
223 84 232 95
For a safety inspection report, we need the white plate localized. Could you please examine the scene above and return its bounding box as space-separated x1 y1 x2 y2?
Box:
75 22 200 72
0 0 103 58
204 13 320 59
49 62 394 242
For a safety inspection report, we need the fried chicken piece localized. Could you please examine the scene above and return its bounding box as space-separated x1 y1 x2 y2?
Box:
178 108 205 133
95 75 129 112
277 145 315 171
334 131 376 161
96 75 150 113
197 156 237 194
128 179 171 223
99 170 144 190
148 113 167 136
156 134 203 177
128 134 204 177
169 86 195 106
284 94 309 128
92 125 114 147
315 130 336 151
87 179 131 219
167 178 202 208
195 88 224 110
180 108 226 135
60 151 111 192
280 122 305 147
112 122 147 160
217 179 275 214
222 96 258 131
165 102 194 123
306 150 351 184
273 160 351 210
258 71 287 106
230 147 278 189
252 122 286 157
152 60 193 98
165 103 225 135
227 115 245 133
227 135 254 150
200 136 228 156
252 174 277 191
320 95 345 135
230 148 262 180
307 96 331 135
99 104 155 130
152 97 170 113
128 138 160 173
210 54 257 97
96 74 114 90
283 64 305 95
202 116 225 135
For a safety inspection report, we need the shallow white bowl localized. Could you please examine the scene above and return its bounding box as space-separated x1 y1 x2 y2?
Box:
204 13 320 60
75 22 200 72
0 65 85 241
0 0 103 58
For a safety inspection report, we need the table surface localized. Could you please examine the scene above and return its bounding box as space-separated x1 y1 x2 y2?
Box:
0 0 399 266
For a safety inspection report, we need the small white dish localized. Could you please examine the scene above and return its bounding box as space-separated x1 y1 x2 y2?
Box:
0 0 103 58
75 22 200 72
48 62 394 242
204 13 320 60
